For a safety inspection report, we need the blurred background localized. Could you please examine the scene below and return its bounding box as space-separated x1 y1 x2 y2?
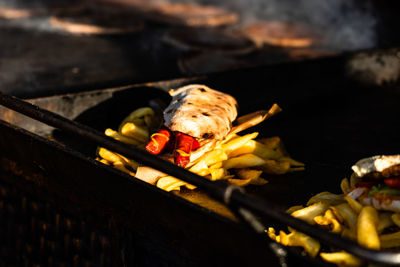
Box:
0 0 399 97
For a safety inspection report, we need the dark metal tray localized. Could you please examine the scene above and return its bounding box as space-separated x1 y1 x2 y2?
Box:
1 51 399 266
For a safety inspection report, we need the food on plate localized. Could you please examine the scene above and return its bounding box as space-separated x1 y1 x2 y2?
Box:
96 84 304 191
268 155 400 266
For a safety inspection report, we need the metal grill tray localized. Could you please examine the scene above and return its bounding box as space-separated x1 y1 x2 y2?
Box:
1 52 399 266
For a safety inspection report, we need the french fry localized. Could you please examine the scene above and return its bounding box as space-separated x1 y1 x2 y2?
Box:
279 156 305 167
314 209 342 234
259 159 290 175
378 212 394 233
331 203 358 230
227 140 257 158
340 178 351 194
189 160 210 176
279 230 320 258
319 251 362 267
113 161 135 176
209 168 228 181
156 176 193 192
307 192 345 206
344 195 363 214
96 157 111 165
222 132 259 156
105 128 141 146
229 139 282 159
120 122 149 142
357 206 380 250
223 154 266 170
249 177 268 185
392 213 400 227
286 205 304 214
236 168 262 180
98 147 123 163
116 153 140 170
228 178 252 186
185 184 197 190
257 136 281 150
120 107 155 127
291 202 329 225
266 227 278 241
380 231 400 249
199 149 228 167
209 162 223 169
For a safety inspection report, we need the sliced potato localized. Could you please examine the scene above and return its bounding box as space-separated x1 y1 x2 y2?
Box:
392 213 400 227
320 251 362 266
307 191 345 206
228 178 252 186
223 154 266 170
279 230 320 258
291 202 329 225
344 195 363 214
120 122 149 142
156 176 193 192
259 159 290 175
314 209 342 234
340 178 351 194
222 132 259 156
380 231 400 249
331 203 358 230
209 168 228 181
120 107 155 127
357 206 380 250
189 160 210 176
113 161 135 176
236 168 263 180
97 147 122 163
105 128 141 146
286 205 304 214
378 212 394 233
256 136 281 150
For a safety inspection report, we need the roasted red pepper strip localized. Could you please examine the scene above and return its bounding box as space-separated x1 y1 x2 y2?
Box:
174 132 196 167
145 128 171 155
384 177 400 188
192 138 200 150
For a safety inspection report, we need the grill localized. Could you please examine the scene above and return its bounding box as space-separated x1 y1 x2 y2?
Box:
1 0 400 266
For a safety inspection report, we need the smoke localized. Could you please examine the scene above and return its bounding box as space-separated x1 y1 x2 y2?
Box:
177 0 377 51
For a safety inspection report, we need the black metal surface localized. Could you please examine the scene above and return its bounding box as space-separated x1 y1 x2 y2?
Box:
1 52 400 265
2 86 400 265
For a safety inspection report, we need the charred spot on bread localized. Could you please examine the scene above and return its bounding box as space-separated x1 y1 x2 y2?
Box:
199 88 206 92
202 112 210 116
202 133 213 139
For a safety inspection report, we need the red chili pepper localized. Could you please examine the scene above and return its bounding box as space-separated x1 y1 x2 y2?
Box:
384 177 400 188
174 132 196 167
192 138 200 150
145 128 171 155
355 181 379 188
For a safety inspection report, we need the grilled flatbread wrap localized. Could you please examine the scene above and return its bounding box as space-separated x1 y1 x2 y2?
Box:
163 84 238 141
